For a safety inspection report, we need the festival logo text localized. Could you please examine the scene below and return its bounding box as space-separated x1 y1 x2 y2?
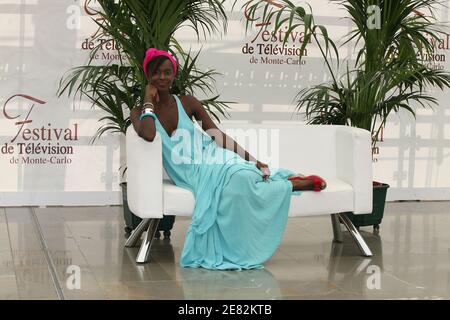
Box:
242 0 310 66
67 0 123 62
1 94 78 165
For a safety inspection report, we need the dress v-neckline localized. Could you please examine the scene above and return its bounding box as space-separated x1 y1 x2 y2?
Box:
156 95 179 138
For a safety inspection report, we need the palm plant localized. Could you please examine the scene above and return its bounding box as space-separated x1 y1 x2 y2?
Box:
245 0 450 148
56 0 235 234
57 0 232 143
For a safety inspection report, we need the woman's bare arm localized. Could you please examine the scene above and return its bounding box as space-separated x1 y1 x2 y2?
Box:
130 106 157 142
186 95 258 163
131 84 159 143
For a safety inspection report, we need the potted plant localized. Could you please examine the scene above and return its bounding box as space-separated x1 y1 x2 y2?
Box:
246 0 450 230
56 0 232 236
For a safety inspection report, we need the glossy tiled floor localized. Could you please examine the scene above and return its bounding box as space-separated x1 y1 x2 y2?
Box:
0 202 449 300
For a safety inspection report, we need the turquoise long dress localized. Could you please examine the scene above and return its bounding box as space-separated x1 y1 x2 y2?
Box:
154 95 301 270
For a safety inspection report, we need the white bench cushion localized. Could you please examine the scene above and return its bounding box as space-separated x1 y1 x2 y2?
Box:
162 177 353 217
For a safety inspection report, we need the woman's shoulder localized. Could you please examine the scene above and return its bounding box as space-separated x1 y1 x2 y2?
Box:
178 95 202 113
178 94 199 104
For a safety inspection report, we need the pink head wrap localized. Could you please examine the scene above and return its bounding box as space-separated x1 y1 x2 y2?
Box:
143 48 177 78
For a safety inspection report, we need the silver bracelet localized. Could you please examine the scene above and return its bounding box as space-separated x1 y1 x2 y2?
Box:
143 102 155 109
142 107 155 115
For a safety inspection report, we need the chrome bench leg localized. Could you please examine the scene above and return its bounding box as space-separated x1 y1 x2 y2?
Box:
338 213 373 257
125 218 150 247
136 218 160 263
331 214 343 243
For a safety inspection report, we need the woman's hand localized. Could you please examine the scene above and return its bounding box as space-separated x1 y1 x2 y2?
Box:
256 160 270 181
144 83 159 104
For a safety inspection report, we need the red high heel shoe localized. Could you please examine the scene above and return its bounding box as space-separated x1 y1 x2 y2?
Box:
288 175 326 192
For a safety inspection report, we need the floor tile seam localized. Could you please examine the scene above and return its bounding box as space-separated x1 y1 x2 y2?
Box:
3 208 21 299
30 208 66 300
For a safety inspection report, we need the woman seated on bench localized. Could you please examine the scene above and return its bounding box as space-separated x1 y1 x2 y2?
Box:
130 48 326 270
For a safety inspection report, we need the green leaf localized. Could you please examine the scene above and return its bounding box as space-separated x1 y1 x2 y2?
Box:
57 0 232 140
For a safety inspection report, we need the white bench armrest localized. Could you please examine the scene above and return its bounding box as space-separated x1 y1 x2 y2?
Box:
126 127 164 219
336 126 373 214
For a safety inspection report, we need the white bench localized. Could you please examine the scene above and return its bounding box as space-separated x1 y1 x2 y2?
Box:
125 124 373 263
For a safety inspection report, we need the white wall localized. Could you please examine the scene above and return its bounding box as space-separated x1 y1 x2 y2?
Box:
0 0 449 205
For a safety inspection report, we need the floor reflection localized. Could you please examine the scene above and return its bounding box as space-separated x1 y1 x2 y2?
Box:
120 239 176 282
178 267 282 300
327 231 384 294
3 204 450 299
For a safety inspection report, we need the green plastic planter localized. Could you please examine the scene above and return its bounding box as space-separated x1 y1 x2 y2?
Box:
344 182 390 231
